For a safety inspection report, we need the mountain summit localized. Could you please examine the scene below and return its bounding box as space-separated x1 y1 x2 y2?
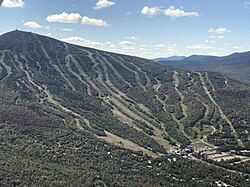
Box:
0 31 249 186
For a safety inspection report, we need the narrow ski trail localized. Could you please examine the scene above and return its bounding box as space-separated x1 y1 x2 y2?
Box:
0 52 12 81
172 71 188 118
198 72 243 146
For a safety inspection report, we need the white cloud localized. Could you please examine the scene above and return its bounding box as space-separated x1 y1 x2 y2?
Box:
60 28 74 32
23 21 42 29
2 0 24 8
94 0 115 10
209 35 224 39
81 16 109 27
119 40 136 46
138 48 154 56
105 41 115 48
46 12 82 23
205 40 215 44
60 37 229 59
186 44 214 50
241 2 250 8
164 6 199 18
62 36 130 54
233 46 244 50
139 48 147 52
122 46 136 50
61 37 105 48
141 6 199 18
119 40 136 50
61 37 121 53
208 28 231 34
152 44 178 52
125 36 139 40
141 6 161 17
166 44 178 52
46 12 109 27
153 44 166 48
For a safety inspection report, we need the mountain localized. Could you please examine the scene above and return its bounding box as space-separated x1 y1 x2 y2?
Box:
153 56 186 62
182 55 219 62
0 30 249 186
158 52 250 83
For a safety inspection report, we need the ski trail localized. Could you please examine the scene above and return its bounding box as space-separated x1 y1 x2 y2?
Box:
13 50 91 132
96 53 157 122
172 71 188 118
65 54 92 96
198 72 243 146
41 45 76 90
171 114 191 142
71 53 103 96
153 78 169 112
120 57 152 90
205 72 216 97
0 52 12 81
116 56 148 91
224 77 229 87
105 54 144 89
43 85 92 131
172 71 192 142
100 53 132 87
130 58 152 88
33 35 76 90
93 53 172 148
188 88 210 118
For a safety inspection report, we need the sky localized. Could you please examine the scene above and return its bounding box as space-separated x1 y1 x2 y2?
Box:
1 0 250 59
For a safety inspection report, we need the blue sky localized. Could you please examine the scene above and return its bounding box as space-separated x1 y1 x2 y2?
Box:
1 0 250 58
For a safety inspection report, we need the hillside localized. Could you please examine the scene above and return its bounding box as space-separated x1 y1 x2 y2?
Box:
158 52 250 83
0 30 249 186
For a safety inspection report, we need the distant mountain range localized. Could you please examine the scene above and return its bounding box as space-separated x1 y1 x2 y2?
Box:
153 56 186 62
157 52 250 83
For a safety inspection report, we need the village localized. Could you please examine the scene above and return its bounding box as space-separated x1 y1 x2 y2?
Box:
174 146 250 162
170 145 250 179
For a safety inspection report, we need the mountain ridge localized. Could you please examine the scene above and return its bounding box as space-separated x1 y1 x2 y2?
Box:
155 51 250 62
153 56 186 62
158 51 250 83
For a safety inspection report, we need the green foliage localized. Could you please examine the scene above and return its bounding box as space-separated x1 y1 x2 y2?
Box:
0 30 249 186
